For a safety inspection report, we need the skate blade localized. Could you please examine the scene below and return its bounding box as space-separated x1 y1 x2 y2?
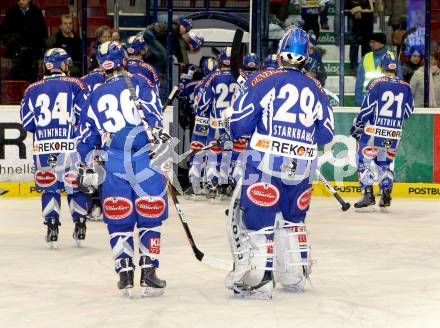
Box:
140 286 165 297
232 289 272 300
48 241 57 249
282 284 305 294
74 239 82 248
121 287 133 298
379 206 390 213
354 206 377 213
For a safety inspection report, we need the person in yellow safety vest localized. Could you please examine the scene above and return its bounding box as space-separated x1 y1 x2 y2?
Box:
354 32 402 106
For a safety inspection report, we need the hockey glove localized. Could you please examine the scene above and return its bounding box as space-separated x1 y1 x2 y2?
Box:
77 164 99 194
216 133 233 150
350 122 364 141
151 128 172 144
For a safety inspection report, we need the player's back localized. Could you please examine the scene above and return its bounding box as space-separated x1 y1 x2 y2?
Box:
231 68 333 174
86 73 161 151
208 70 239 118
126 59 160 88
361 76 413 148
21 75 86 152
81 69 106 92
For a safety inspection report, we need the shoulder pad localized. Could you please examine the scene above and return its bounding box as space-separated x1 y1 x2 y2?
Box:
204 70 221 88
60 76 86 90
304 74 325 95
134 73 155 88
250 69 288 87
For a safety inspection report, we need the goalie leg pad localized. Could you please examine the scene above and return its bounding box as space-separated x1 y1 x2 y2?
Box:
225 190 275 299
274 215 311 293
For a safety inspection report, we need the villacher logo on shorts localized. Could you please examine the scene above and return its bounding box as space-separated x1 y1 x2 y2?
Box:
135 196 166 218
297 187 312 211
35 170 57 188
247 182 280 207
103 196 133 220
62 171 78 188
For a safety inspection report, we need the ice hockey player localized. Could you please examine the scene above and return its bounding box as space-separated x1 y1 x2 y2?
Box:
76 41 169 297
125 34 161 93
20 48 89 248
196 47 239 200
263 54 279 69
223 28 334 299
351 53 414 209
183 57 218 197
242 53 260 78
81 66 106 93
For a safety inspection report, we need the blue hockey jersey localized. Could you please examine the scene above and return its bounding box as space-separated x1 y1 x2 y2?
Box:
20 74 88 155
230 68 334 174
356 76 414 150
196 69 239 142
76 72 163 163
126 59 160 90
81 68 106 93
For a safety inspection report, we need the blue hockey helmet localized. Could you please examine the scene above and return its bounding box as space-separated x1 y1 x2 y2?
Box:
179 17 193 32
381 52 399 71
263 54 278 69
202 57 217 75
181 64 197 80
125 34 146 55
278 28 309 66
97 41 126 71
44 48 72 70
243 53 260 71
187 32 204 51
219 47 232 66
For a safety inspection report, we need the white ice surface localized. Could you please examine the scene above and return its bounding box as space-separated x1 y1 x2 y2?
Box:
0 197 440 328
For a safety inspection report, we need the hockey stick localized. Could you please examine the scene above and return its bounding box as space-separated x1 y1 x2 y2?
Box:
315 169 351 211
397 27 417 60
123 72 229 270
161 85 179 111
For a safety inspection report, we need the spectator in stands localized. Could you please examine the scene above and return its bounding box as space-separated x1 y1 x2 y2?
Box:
142 17 193 73
45 14 82 77
0 0 47 82
354 32 402 106
304 31 327 86
293 0 324 38
410 54 440 107
269 0 289 22
320 0 331 30
346 0 376 76
402 46 423 83
89 25 112 71
384 0 407 31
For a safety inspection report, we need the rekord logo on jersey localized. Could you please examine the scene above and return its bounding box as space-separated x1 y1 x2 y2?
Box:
35 170 57 188
103 196 133 220
297 188 312 211
33 140 75 154
135 196 166 218
195 116 209 126
149 238 160 254
365 126 401 139
254 138 316 158
247 182 280 207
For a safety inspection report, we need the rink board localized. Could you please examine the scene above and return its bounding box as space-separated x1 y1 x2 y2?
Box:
1 181 440 199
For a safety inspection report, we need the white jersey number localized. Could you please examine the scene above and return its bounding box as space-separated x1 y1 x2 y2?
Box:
97 88 142 133
36 92 69 127
261 84 321 128
380 91 403 119
215 83 239 109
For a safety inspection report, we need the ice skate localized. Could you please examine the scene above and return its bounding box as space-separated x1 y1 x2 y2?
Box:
379 188 392 211
45 218 60 249
139 256 166 297
73 217 87 247
117 258 134 297
354 186 376 211
232 272 274 300
207 182 218 204
183 185 204 201
217 184 230 201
